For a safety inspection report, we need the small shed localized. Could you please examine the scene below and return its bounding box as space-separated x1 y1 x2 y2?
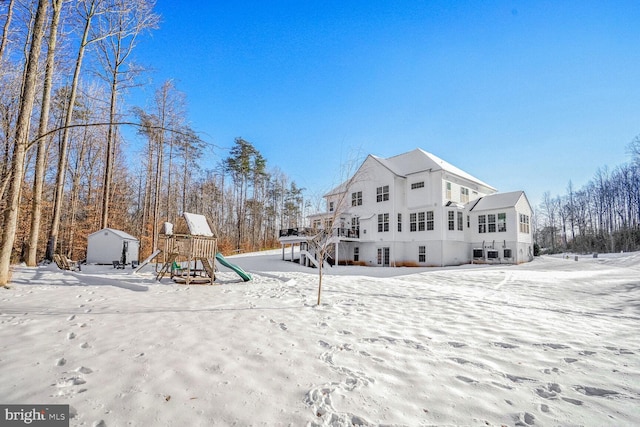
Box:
86 228 140 265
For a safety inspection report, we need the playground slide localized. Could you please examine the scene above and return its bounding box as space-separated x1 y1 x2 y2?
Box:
133 249 162 274
215 253 251 282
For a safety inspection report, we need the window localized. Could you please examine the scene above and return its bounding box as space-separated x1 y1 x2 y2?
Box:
467 215 470 228
411 181 424 189
378 213 389 232
397 213 402 232
376 185 389 202
410 211 434 231
418 246 426 263
313 219 322 229
473 248 483 258
329 201 334 212
519 214 530 233
488 214 496 232
478 215 486 233
487 250 499 259
445 182 452 200
448 211 455 231
351 217 360 236
498 213 506 232
457 211 463 231
426 211 434 230
354 247 359 262
460 187 469 203
503 248 512 258
351 191 362 206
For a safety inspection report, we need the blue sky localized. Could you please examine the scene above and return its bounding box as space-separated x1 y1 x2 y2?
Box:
127 1 640 207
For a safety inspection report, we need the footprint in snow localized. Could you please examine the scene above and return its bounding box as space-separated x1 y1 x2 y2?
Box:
536 383 561 399
494 342 518 349
574 385 619 397
514 411 535 426
448 341 467 348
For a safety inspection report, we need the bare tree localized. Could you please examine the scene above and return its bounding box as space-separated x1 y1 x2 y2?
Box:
0 0 47 286
26 0 64 266
314 153 363 305
46 0 105 260
0 0 15 62
95 0 158 229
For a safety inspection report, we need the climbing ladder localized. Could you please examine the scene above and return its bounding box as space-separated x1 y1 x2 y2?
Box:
200 258 216 281
156 253 177 281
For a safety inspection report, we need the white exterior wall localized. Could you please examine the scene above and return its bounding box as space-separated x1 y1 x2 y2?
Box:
467 194 533 264
86 229 139 264
308 151 532 268
515 194 534 263
406 171 435 210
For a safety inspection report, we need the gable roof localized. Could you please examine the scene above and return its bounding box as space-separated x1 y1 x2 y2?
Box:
89 228 138 240
469 191 526 211
324 148 497 197
373 148 496 191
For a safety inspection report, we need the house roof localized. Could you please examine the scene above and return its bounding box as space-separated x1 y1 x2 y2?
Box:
324 148 497 197
373 148 496 191
469 191 526 211
89 228 138 241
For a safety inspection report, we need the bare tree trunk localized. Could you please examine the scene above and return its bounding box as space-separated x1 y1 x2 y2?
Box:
27 0 63 266
101 71 118 229
152 129 163 251
46 0 97 261
0 0 47 286
0 0 15 62
67 123 90 259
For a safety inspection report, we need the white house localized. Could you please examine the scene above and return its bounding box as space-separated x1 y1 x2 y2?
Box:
284 148 533 267
86 228 140 265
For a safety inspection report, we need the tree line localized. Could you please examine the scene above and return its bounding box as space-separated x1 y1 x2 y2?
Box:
536 138 640 254
0 0 305 286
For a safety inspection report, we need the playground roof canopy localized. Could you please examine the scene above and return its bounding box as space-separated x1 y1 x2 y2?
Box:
183 212 214 237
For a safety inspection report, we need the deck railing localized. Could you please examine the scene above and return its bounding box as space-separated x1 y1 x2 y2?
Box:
279 227 359 239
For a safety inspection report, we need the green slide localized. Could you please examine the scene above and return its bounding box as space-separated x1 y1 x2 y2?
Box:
215 253 251 282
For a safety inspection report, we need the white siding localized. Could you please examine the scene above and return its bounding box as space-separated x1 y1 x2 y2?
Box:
86 229 139 264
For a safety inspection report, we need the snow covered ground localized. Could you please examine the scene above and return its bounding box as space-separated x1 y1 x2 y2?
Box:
1 251 639 426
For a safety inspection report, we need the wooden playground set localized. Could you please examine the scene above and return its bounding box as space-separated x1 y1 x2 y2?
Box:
54 212 251 285
152 212 251 284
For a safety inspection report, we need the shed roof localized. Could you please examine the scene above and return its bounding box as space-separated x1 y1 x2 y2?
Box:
88 228 138 241
469 191 525 211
